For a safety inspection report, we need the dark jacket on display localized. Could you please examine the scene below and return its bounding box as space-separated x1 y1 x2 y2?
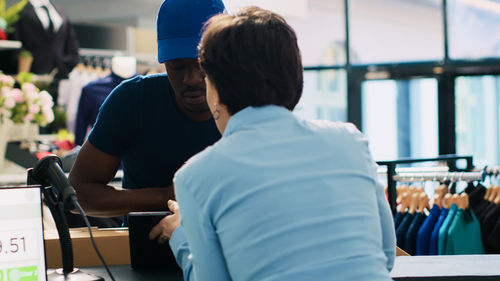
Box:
13 2 79 79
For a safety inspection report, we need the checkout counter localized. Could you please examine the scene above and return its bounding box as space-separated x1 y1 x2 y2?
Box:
42 227 500 281
3 159 500 280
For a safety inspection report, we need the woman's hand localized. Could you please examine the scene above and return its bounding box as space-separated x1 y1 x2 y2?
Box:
148 200 181 244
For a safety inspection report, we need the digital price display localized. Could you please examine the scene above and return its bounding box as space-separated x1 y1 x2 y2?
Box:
0 187 46 281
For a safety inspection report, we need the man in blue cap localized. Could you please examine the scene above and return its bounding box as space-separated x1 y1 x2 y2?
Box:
69 0 225 218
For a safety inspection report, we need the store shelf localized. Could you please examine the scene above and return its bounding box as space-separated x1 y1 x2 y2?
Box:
0 40 22 51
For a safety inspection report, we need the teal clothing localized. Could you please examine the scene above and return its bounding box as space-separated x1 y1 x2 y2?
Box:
445 208 484 255
438 204 458 255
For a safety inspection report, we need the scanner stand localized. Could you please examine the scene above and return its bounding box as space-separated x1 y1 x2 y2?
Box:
28 168 104 281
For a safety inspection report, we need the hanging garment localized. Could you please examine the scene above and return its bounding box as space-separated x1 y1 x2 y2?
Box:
472 187 493 218
444 208 484 255
404 212 427 255
66 68 99 133
429 207 449 255
394 211 406 229
438 204 458 255
478 201 496 223
396 212 414 249
481 204 500 253
465 183 486 209
74 73 126 145
416 204 441 255
486 217 500 253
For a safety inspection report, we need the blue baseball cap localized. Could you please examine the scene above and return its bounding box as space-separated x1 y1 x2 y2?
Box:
157 0 225 63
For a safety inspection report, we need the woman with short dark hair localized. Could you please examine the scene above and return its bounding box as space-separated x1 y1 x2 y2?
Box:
152 7 396 281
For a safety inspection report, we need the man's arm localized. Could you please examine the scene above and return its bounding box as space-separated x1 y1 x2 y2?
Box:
69 141 175 217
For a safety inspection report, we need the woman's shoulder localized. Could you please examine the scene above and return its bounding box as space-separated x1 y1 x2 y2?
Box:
304 119 364 139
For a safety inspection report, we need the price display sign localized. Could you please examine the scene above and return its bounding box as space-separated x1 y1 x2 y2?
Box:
0 187 46 281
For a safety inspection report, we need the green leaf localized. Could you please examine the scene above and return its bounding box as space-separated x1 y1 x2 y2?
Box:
16 71 34 85
0 0 6 19
4 0 28 26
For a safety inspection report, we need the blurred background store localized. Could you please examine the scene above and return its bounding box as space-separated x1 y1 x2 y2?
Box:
0 0 499 174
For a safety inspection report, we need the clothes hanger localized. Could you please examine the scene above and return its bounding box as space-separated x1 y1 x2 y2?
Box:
431 193 442 208
398 192 410 213
451 193 460 207
75 61 85 73
494 189 500 205
408 192 419 215
484 184 493 200
94 59 104 78
459 193 469 210
443 193 453 209
435 183 448 197
417 192 430 214
487 186 496 202
415 185 425 193
397 184 409 205
408 185 417 195
488 186 500 202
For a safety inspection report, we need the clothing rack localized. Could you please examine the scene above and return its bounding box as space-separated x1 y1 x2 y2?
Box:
78 48 128 70
392 171 485 183
78 54 112 69
485 166 500 176
377 155 474 216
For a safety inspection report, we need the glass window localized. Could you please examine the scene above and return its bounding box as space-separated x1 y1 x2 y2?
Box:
294 70 347 122
456 75 500 166
225 0 346 67
448 0 500 60
349 0 444 64
362 78 439 161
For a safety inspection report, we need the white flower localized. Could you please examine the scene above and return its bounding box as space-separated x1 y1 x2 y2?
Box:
0 75 15 87
25 89 39 102
4 96 16 108
42 106 55 123
39 91 54 107
23 113 34 122
11 88 24 103
1 86 10 96
22 83 37 93
29 104 40 114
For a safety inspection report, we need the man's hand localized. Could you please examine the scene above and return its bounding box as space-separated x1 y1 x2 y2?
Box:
149 200 181 244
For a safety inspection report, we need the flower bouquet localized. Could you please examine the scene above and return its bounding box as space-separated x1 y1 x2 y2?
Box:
0 71 54 170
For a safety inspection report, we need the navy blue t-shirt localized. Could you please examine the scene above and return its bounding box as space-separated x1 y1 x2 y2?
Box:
396 212 414 249
405 212 427 255
88 73 221 189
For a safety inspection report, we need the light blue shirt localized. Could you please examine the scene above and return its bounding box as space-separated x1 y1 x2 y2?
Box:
170 105 396 281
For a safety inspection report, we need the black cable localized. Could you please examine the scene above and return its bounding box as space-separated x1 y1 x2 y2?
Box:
73 200 116 281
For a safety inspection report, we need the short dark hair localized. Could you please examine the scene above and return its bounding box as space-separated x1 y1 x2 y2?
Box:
199 6 303 115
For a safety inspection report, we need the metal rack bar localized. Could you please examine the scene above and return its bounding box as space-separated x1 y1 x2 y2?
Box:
393 171 485 183
377 166 449 176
